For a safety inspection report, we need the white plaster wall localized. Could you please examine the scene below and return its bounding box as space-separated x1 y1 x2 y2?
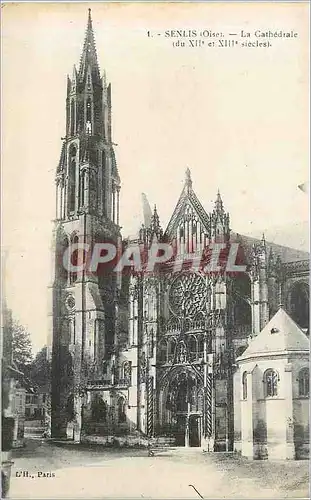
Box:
233 368 241 451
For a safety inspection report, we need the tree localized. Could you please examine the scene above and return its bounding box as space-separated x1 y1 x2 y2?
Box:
11 320 33 372
30 346 51 389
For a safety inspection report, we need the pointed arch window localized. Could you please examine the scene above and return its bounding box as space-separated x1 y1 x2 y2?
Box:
68 146 77 213
290 282 309 329
86 98 92 121
79 171 85 208
87 74 91 90
70 234 79 284
197 335 204 358
89 169 97 212
91 395 107 423
298 368 309 397
242 371 248 400
167 338 177 363
263 369 279 397
158 339 167 364
148 328 154 358
118 397 126 423
86 98 92 134
102 151 107 215
59 235 69 283
70 99 76 136
188 335 197 362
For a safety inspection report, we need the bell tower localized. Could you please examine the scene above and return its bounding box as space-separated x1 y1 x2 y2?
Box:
51 10 121 440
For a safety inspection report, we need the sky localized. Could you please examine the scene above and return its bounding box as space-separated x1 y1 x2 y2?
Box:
2 2 309 353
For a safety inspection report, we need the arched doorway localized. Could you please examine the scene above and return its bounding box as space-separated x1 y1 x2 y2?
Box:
162 369 203 447
289 282 309 330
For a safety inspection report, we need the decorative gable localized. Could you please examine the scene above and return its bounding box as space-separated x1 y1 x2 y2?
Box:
164 169 211 251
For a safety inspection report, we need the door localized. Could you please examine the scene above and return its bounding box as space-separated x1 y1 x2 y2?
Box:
189 415 201 447
175 415 186 446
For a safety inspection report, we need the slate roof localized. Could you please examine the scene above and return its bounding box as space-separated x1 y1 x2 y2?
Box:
231 231 309 264
237 307 310 361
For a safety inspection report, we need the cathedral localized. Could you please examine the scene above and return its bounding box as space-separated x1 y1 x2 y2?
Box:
50 11 309 457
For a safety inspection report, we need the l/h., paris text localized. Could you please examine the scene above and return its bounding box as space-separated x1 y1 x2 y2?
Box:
15 470 56 478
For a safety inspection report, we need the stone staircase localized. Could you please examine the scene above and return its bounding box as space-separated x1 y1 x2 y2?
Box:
24 420 45 439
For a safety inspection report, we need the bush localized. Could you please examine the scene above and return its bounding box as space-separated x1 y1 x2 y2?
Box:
2 417 15 451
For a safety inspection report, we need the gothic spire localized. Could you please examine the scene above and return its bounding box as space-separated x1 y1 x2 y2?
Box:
150 205 160 231
210 189 230 242
150 205 163 238
184 167 193 192
139 204 163 244
214 189 224 215
79 9 100 83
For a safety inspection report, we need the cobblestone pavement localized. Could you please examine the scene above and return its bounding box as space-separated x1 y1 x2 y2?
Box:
9 439 309 499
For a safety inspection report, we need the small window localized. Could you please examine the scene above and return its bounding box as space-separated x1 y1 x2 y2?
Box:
86 98 92 122
270 327 279 334
86 121 92 134
263 369 279 397
298 368 309 397
242 371 248 400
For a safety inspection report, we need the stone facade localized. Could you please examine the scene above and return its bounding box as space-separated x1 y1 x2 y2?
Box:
50 12 309 454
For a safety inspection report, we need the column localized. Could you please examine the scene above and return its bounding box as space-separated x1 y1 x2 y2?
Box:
202 336 214 451
146 375 154 437
284 364 295 459
84 170 89 210
60 182 64 219
63 182 67 219
73 394 82 443
251 279 260 336
112 186 115 223
116 187 120 225
56 182 59 219
241 370 254 458
133 295 138 346
259 271 269 329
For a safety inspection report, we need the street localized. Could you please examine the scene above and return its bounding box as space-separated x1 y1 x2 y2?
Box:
9 439 309 499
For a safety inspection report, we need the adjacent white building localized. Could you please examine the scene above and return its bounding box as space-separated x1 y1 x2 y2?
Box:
234 306 309 459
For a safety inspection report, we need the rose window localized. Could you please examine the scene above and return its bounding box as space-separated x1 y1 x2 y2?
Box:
168 273 209 318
